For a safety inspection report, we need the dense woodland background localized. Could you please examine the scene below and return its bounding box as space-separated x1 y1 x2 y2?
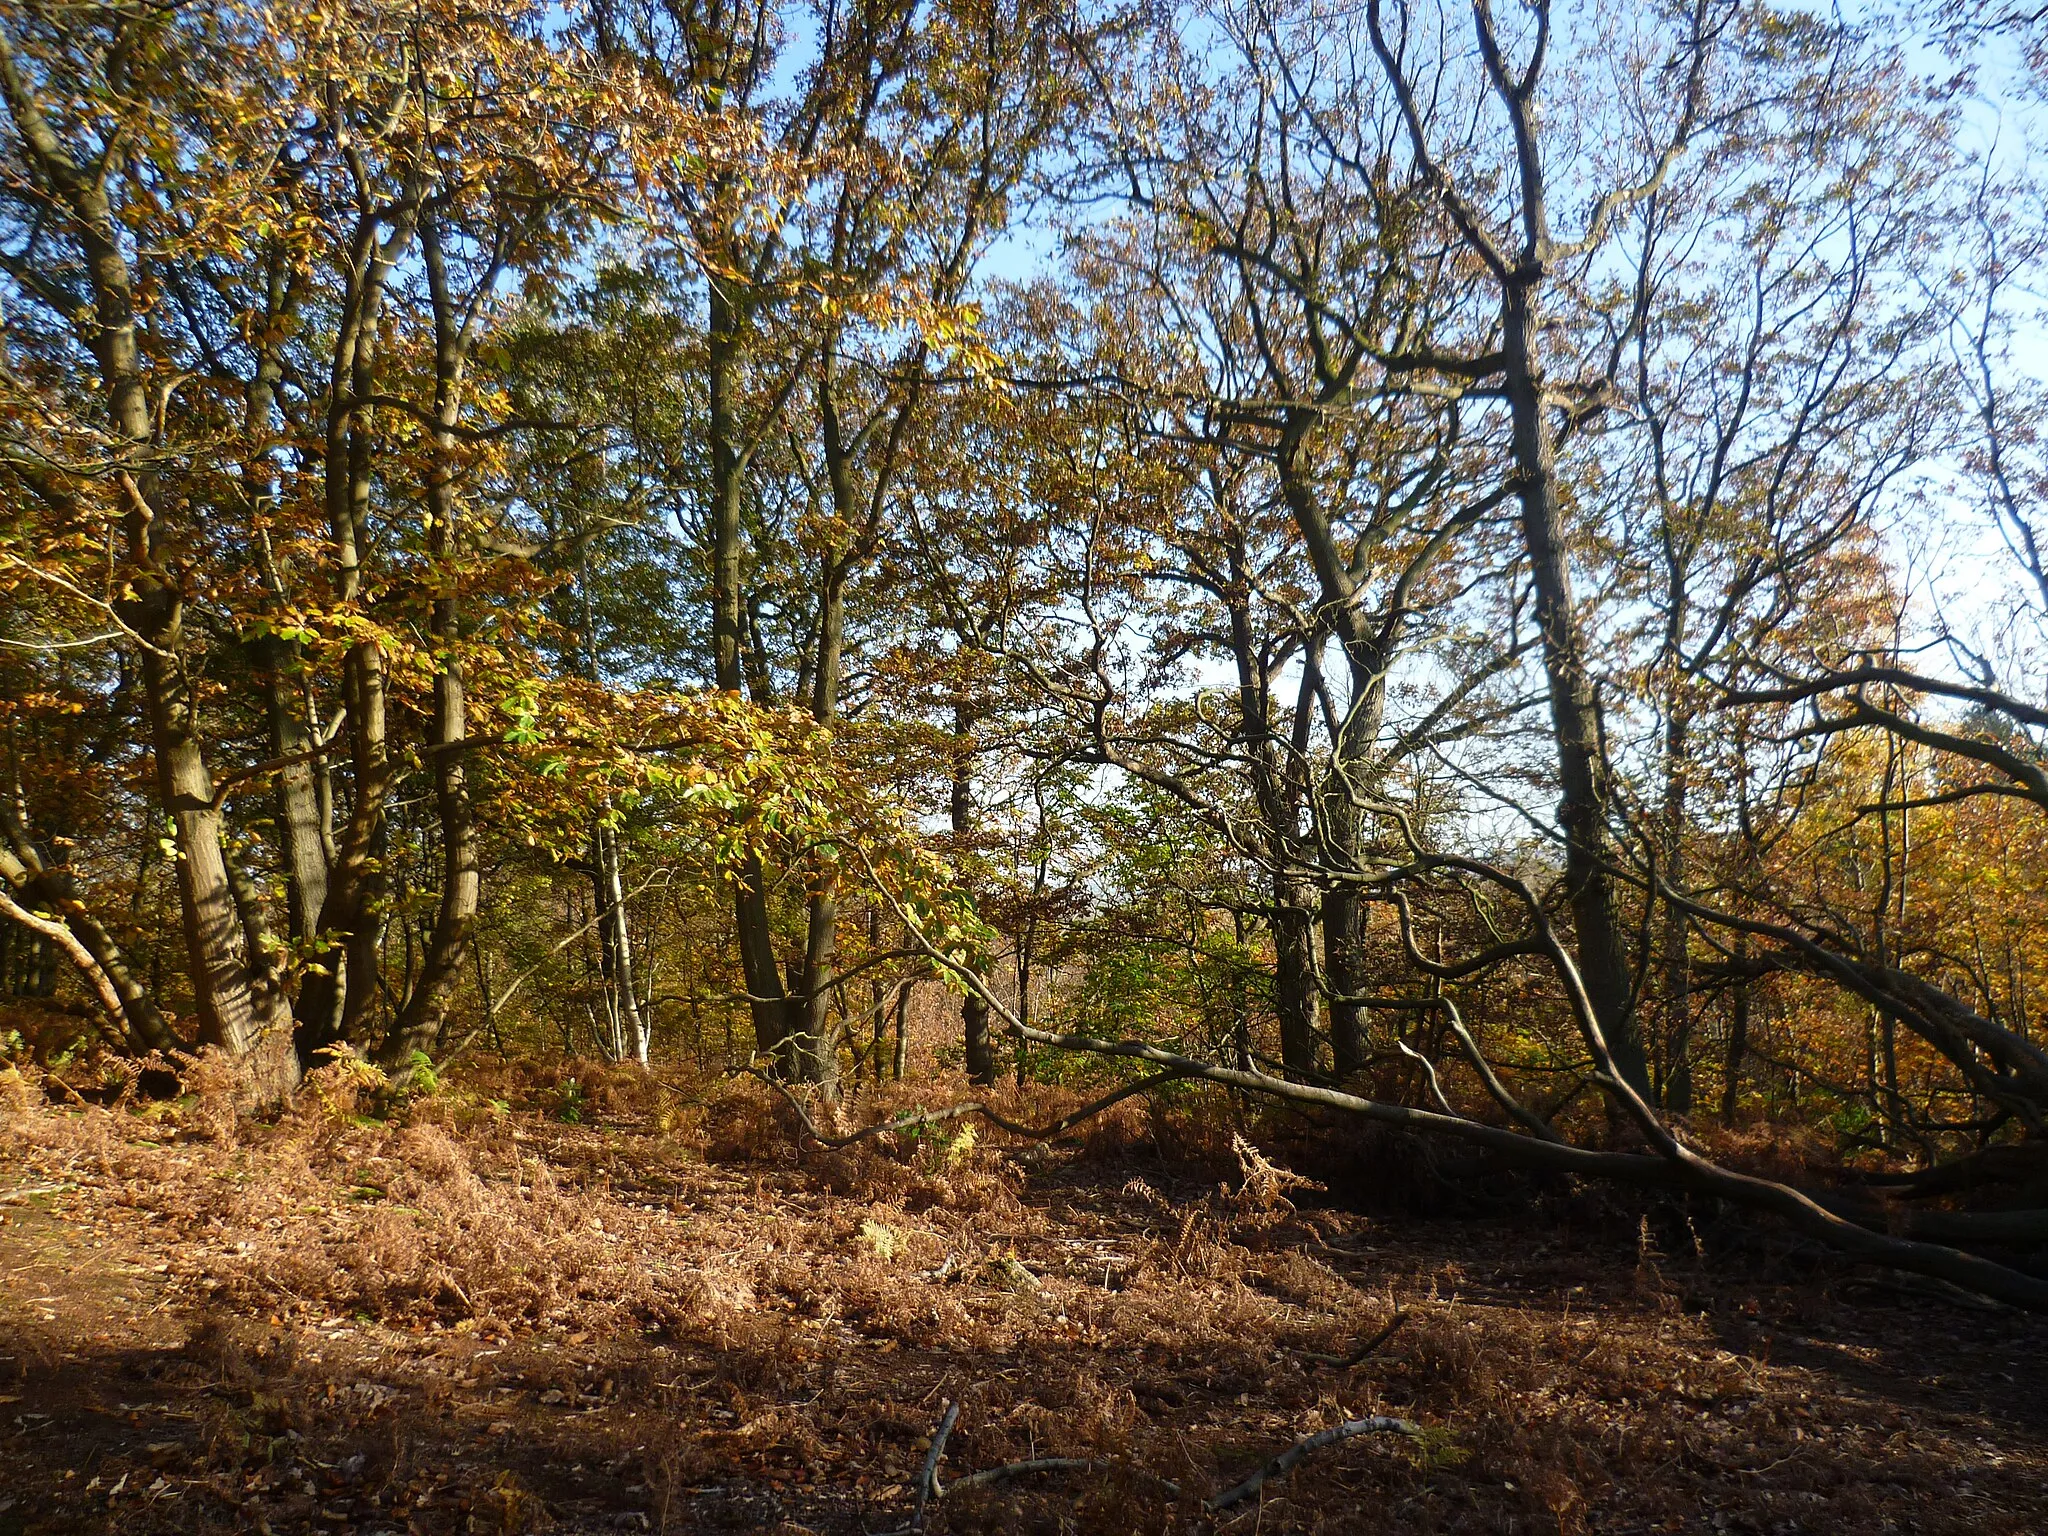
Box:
8 0 2048 1313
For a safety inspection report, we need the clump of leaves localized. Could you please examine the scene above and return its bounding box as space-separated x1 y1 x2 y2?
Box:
942 1121 978 1169
1231 1133 1321 1231
403 1050 443 1099
701 1085 789 1163
306 1045 389 1122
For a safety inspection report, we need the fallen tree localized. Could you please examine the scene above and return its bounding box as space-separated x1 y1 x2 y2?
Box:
860 849 2048 1311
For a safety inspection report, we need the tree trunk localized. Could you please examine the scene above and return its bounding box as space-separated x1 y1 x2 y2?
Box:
1501 276 1651 1102
297 247 400 1062
1322 884 1368 1078
142 643 297 1094
299 640 389 1059
0 803 174 1052
1722 958 1749 1122
1660 709 1692 1112
867 908 888 1087
893 980 913 1080
246 267 326 956
571 514 648 1067
259 639 330 949
1275 431 1391 1084
1273 890 1322 1075
952 703 996 1085
790 563 848 1098
794 886 842 1094
1221 528 1323 1078
30 90 296 1094
384 220 481 1069
590 821 649 1065
0 888 129 1046
1230 912 1254 1072
707 277 792 1066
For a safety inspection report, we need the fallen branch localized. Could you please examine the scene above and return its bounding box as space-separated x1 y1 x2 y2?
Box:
1844 1141 2048 1198
896 1409 1403 1516
1007 1023 2048 1307
1812 1194 2048 1249
912 1399 959 1529
943 1456 1095 1492
1008 995 2048 1304
1206 1416 1423 1511
860 864 2048 1311
873 1397 963 1536
1298 1309 1410 1368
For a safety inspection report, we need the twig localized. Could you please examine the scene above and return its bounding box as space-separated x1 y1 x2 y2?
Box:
0 1182 75 1204
854 1395 961 1536
40 1074 93 1110
940 1457 1096 1493
1206 1416 1422 1512
941 1457 1184 1498
910 1399 959 1530
1298 1309 1411 1368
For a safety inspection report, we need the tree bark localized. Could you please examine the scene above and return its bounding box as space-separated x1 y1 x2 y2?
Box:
299 638 389 1058
1218 526 1323 1077
1722 954 1750 1122
1500 276 1651 1101
0 888 129 1046
952 702 996 1085
790 560 847 1098
245 262 328 958
1272 895 1322 1074
1276 428 1392 1082
258 640 331 950
296 214 408 1061
707 277 793 1067
140 642 297 1095
567 508 650 1067
1660 708 1692 1112
384 218 481 1068
589 821 649 1065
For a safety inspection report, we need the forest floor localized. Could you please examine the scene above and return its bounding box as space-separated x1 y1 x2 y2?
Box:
2 1058 2046 1536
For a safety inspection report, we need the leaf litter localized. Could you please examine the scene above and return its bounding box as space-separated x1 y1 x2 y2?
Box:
0 1057 2045 1534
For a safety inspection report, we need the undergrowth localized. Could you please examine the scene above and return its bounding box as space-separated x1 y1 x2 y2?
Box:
1 1052 2044 1534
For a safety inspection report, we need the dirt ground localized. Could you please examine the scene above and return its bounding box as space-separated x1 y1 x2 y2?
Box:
2 1061 2046 1535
